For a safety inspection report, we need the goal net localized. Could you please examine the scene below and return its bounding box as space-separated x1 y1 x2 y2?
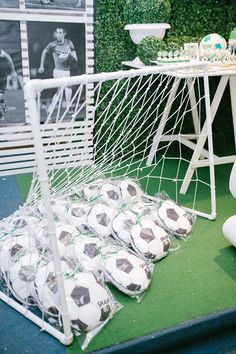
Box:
0 62 215 346
25 62 215 218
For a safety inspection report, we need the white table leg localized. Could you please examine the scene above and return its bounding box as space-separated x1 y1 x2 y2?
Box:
147 78 180 166
188 78 200 136
180 75 229 195
229 75 236 149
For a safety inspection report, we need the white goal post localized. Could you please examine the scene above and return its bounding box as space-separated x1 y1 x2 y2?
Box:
0 62 215 345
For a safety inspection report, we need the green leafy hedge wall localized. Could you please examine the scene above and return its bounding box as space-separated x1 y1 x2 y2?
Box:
95 0 236 153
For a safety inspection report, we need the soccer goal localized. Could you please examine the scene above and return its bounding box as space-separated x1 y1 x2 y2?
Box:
0 62 215 346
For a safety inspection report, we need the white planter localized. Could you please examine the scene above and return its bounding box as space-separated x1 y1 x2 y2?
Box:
124 23 171 44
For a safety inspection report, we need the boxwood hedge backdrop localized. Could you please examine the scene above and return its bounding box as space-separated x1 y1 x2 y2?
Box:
95 0 236 154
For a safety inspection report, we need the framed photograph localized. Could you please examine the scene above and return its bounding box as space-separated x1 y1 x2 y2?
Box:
0 20 25 124
184 43 200 61
25 0 86 11
27 21 86 122
0 0 19 8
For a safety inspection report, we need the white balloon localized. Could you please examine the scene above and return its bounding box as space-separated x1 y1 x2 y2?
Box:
229 162 236 198
222 215 236 248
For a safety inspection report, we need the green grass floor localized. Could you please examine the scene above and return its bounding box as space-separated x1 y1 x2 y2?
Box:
16 163 236 353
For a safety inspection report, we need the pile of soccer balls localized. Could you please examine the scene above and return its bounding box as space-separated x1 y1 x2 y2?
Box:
0 178 194 346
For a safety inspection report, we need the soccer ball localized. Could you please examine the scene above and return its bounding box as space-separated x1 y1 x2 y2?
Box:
9 251 41 305
104 250 152 296
131 201 155 216
200 33 227 51
8 215 40 236
0 235 37 273
99 183 122 208
87 203 116 237
68 202 91 233
36 224 78 255
68 236 104 272
37 198 69 219
63 272 112 331
83 180 104 201
131 219 170 261
35 260 70 317
119 179 143 204
55 224 78 257
12 218 28 229
111 211 137 246
158 200 193 236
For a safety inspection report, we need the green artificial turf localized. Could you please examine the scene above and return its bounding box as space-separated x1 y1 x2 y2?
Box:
16 163 236 354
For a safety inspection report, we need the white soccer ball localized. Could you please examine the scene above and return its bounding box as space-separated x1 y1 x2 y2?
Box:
111 211 137 246
119 179 143 204
32 222 48 250
131 219 170 261
37 198 68 219
12 218 28 229
158 200 192 236
8 215 40 236
9 251 41 305
56 224 78 257
104 250 152 295
131 201 155 216
83 181 104 201
68 202 91 233
200 33 227 51
0 235 37 273
35 260 70 317
36 224 78 256
99 183 122 208
87 203 116 237
68 236 104 272
63 272 112 331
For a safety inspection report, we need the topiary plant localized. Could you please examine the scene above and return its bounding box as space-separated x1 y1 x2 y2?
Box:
137 36 168 65
124 0 171 24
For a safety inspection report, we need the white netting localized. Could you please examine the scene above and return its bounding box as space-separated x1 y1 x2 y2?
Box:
20 63 215 218
0 63 215 347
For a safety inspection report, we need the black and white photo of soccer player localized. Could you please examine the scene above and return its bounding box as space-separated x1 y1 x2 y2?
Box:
0 21 25 124
0 0 19 8
0 50 17 121
26 0 85 11
38 27 78 115
27 21 86 121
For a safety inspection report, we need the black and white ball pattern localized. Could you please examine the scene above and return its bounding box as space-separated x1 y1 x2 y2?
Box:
158 200 192 236
99 183 122 208
68 236 104 272
0 235 37 273
119 179 143 204
37 198 69 219
111 211 137 246
104 250 152 296
83 181 104 201
63 272 112 331
36 224 78 256
68 202 91 233
9 251 41 305
35 260 70 317
6 215 40 236
131 201 155 216
131 219 170 261
87 203 116 237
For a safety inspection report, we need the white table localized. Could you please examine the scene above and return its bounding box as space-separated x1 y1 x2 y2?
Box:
123 60 236 195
